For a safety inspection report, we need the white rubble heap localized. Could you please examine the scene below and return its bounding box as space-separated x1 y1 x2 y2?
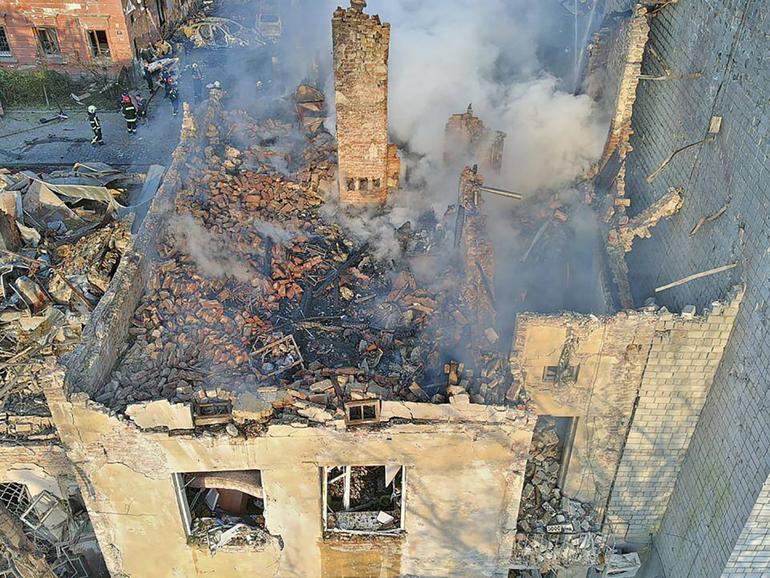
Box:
512 421 609 572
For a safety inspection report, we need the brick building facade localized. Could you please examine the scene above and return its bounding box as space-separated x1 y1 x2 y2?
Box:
332 0 399 207
0 0 196 73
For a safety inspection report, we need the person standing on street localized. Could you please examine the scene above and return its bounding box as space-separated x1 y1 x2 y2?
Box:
88 106 104 146
143 62 154 92
167 80 180 116
191 62 204 104
121 94 138 133
134 94 148 124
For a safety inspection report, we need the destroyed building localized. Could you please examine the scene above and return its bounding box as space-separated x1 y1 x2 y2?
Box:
444 105 507 174
0 0 201 73
1 0 769 577
332 0 400 207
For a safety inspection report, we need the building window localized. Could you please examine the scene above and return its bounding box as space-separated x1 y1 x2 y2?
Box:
87 30 111 59
543 365 580 383
323 466 405 535
35 27 61 56
0 482 32 517
344 399 380 426
192 399 232 427
0 27 11 56
359 178 369 191
372 178 381 189
172 471 269 551
346 178 355 191
543 366 559 381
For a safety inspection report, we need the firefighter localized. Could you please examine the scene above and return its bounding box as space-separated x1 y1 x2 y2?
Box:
191 62 204 104
121 94 138 133
167 79 179 116
161 69 174 98
88 105 104 146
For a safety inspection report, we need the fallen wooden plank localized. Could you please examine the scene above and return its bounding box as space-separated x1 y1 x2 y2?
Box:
655 262 737 293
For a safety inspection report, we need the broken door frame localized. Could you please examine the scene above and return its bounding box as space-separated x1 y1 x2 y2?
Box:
321 465 406 535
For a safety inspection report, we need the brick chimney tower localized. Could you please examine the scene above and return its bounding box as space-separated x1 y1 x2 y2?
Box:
332 0 399 208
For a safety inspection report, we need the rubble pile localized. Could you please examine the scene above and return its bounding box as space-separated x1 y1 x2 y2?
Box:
513 419 606 572
102 101 505 423
190 516 271 554
0 165 137 442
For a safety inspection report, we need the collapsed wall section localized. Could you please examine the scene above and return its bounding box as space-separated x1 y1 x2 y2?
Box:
510 287 742 544
592 5 651 173
63 105 197 398
510 310 656 510
44 364 534 578
332 0 395 207
444 106 506 173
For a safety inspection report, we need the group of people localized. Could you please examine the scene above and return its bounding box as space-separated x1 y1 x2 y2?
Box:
88 59 205 146
86 91 146 146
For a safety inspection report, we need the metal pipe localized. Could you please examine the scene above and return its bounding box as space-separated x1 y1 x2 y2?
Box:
479 186 524 200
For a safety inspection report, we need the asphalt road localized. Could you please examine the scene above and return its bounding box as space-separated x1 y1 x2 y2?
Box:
0 87 186 169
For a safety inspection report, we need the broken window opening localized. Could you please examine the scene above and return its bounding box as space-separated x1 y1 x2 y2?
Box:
372 178 382 189
0 27 11 56
0 482 31 518
346 178 355 191
173 471 271 554
359 178 369 191
323 466 405 535
0 483 92 575
35 27 60 56
344 399 381 426
86 30 110 59
542 364 580 383
543 366 559 381
192 399 232 426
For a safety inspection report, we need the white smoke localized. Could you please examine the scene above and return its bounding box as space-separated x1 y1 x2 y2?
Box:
367 0 607 197
171 215 258 282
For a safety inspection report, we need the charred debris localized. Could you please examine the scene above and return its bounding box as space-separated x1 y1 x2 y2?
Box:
0 163 153 443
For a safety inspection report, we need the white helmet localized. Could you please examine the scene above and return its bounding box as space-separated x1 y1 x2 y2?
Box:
213 81 221 89
88 105 96 114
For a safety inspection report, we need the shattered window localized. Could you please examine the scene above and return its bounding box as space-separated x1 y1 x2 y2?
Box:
0 482 32 517
323 466 404 534
0 484 91 576
0 27 11 56
87 30 110 59
173 471 272 554
35 27 60 56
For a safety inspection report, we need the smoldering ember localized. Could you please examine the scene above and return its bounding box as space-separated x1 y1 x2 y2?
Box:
0 0 765 577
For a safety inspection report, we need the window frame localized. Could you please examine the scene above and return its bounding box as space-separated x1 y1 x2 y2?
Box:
172 470 267 537
0 26 12 57
322 465 406 536
86 29 111 60
35 26 60 57
344 399 381 426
